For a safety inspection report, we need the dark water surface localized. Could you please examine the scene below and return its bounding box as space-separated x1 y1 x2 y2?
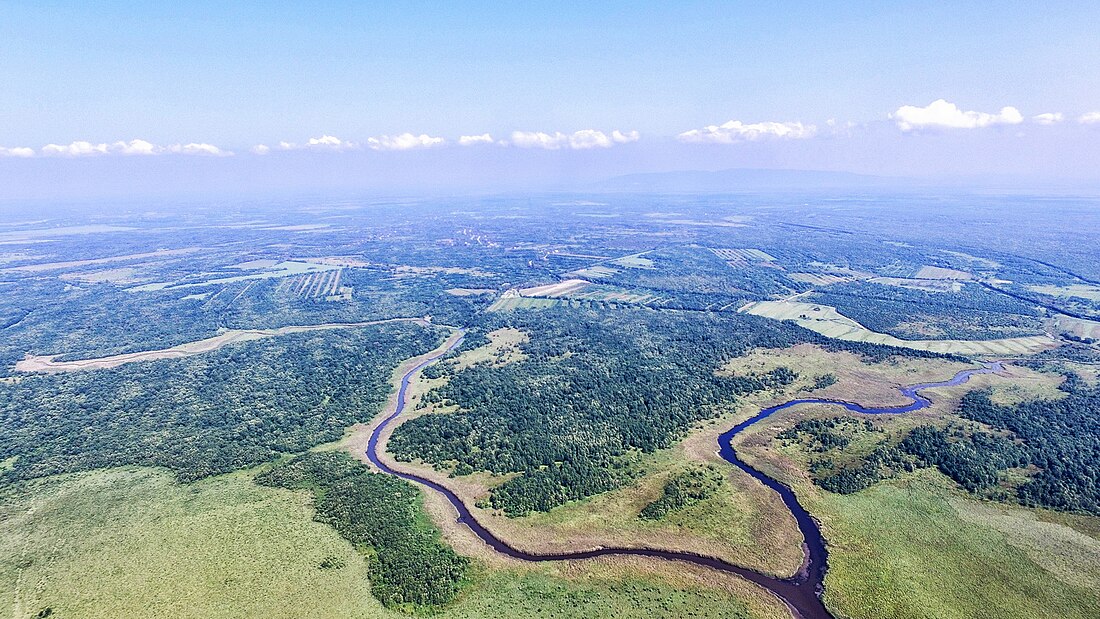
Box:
366 331 1000 619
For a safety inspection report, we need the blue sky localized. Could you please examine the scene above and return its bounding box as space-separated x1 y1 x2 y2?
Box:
1 1 1099 196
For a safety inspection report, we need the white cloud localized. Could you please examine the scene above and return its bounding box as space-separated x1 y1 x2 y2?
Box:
568 129 614 149
1079 112 1100 124
509 129 639 149
308 135 348 148
166 143 231 156
367 133 446 151
0 146 36 158
277 135 359 151
611 130 640 144
458 133 494 146
1032 112 1064 125
510 131 569 149
677 120 816 143
39 139 231 157
42 141 111 156
250 144 271 155
891 99 1023 131
116 139 159 155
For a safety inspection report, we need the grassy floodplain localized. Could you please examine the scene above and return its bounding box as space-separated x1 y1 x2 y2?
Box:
717 343 1100 618
361 326 804 576
0 467 779 619
819 471 1100 619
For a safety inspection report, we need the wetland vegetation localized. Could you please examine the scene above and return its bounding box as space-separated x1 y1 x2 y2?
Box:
1 192 1098 618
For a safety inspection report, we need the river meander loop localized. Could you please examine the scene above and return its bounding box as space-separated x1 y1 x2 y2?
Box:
365 330 1002 619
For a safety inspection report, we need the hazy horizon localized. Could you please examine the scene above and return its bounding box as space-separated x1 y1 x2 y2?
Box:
3 2 1100 200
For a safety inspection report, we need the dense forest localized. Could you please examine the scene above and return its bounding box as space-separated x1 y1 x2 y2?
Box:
390 307 947 516
957 382 1100 514
257 452 468 608
782 416 1028 497
0 324 443 485
808 281 1045 340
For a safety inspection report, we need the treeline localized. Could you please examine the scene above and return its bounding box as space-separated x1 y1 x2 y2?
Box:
0 324 443 485
957 384 1100 515
390 308 812 516
777 417 876 453
786 416 1028 497
256 452 468 608
809 281 1045 341
639 465 724 520
900 425 1028 492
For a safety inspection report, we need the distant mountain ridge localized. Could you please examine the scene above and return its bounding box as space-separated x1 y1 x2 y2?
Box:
596 168 899 192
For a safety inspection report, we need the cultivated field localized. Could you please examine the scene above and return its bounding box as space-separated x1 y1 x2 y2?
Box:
504 279 666 308
1029 284 1100 302
788 272 853 286
914 265 973 280
569 265 619 279
609 255 655 269
1055 316 1100 340
487 295 561 312
709 248 776 266
130 260 339 292
740 300 1056 355
276 268 346 299
520 279 591 297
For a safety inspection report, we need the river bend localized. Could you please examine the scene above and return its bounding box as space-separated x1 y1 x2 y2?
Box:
365 331 1001 619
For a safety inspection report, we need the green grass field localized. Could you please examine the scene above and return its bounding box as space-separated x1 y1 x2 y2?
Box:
0 467 375 619
0 467 776 619
819 471 1100 619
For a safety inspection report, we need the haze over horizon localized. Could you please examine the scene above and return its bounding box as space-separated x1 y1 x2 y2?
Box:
2 1 1100 199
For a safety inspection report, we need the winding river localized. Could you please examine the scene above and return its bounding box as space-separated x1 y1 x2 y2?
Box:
365 330 1003 619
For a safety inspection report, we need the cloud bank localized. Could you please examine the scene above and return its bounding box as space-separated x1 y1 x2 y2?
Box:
677 120 816 143
458 133 494 145
37 139 231 157
1032 112 1064 125
1080 112 1100 125
891 99 1023 131
509 129 639 149
367 133 446 151
272 135 360 152
0 146 36 158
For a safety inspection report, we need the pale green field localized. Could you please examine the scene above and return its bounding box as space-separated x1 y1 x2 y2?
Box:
818 471 1100 619
486 296 561 311
609 255 655 269
1055 316 1100 339
570 265 619 279
740 299 1055 355
0 468 769 619
914 265 972 280
787 272 852 286
1029 283 1100 302
709 248 775 263
0 468 375 619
